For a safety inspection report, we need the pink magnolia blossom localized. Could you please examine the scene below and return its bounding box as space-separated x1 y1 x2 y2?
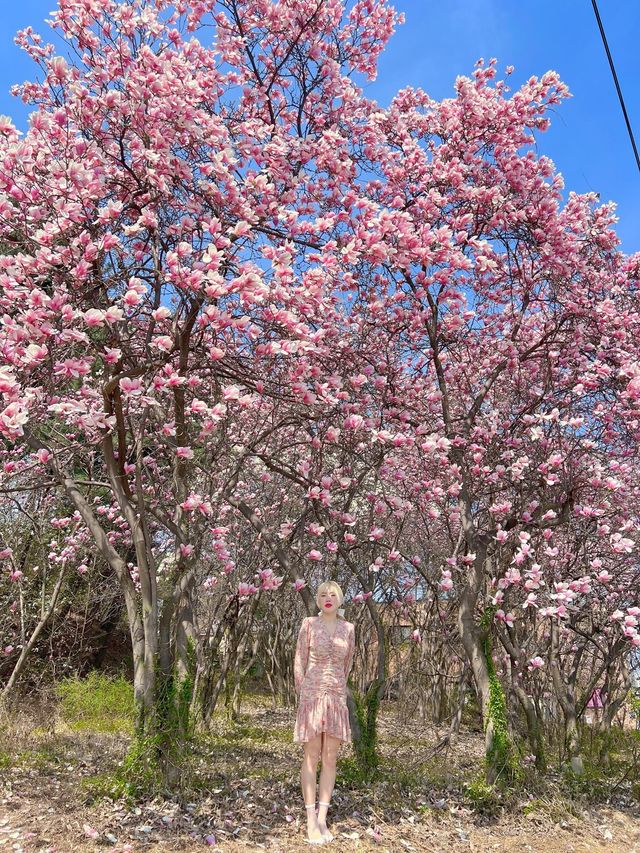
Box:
84 308 105 327
0 402 29 438
119 377 142 395
343 414 365 430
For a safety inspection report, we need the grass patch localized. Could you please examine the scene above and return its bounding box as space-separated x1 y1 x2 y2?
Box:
379 756 426 793
80 771 123 804
337 752 428 794
560 766 611 802
462 776 508 817
16 746 62 771
337 754 381 788
56 672 134 735
522 794 580 822
245 765 290 782
203 717 293 747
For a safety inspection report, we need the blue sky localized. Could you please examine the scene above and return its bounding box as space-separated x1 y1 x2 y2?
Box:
0 1 638 253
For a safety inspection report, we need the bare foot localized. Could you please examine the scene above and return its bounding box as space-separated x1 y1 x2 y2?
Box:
318 819 334 842
306 819 325 844
306 812 325 844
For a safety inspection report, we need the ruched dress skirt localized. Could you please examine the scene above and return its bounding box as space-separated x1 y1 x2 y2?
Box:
293 615 355 744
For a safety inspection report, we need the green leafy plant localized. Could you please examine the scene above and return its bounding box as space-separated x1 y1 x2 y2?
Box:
351 682 381 780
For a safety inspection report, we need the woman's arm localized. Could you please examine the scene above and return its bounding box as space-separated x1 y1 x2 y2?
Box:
294 617 310 695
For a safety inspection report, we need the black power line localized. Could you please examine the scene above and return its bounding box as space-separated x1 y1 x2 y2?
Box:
590 0 640 174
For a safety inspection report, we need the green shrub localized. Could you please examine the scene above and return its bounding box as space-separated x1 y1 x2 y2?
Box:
379 759 423 794
560 764 610 801
462 776 503 816
351 684 381 779
56 671 134 734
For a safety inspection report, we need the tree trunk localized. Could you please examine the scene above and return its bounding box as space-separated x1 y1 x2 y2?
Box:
598 658 630 770
448 663 470 748
457 552 512 783
513 684 546 770
496 627 546 771
30 439 191 789
550 621 584 775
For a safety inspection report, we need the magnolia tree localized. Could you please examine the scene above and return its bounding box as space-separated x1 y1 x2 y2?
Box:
0 0 404 780
320 62 640 777
2 0 640 790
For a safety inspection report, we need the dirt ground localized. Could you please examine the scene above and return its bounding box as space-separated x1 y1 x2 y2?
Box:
1 699 639 853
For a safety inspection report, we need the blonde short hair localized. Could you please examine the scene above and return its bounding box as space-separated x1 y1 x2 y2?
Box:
316 580 344 610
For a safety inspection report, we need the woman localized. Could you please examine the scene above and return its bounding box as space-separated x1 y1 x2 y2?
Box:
293 581 355 845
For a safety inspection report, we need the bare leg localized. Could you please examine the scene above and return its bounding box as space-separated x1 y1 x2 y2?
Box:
317 734 341 838
301 734 323 842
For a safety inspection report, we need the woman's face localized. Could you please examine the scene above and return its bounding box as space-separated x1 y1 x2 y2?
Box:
318 587 340 613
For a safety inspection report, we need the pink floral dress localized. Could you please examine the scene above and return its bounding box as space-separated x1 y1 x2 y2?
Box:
293 615 355 744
